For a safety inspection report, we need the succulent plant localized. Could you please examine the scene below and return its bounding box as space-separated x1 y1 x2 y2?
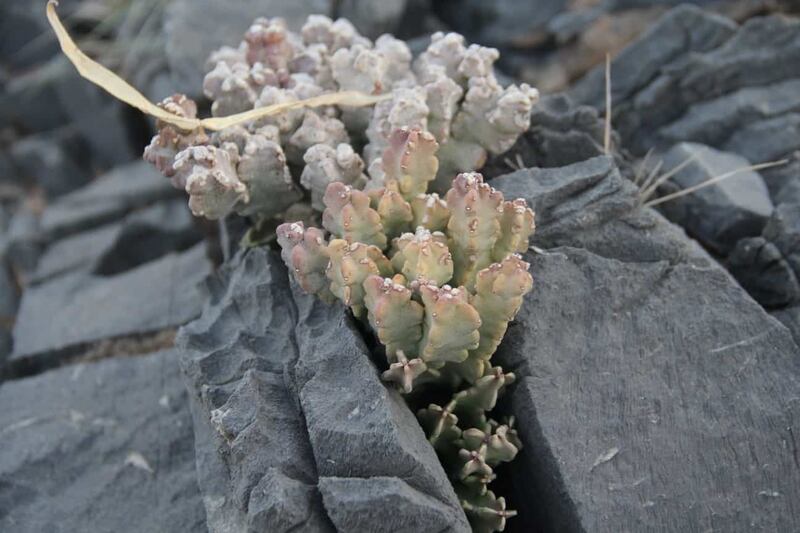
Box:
143 15 538 229
277 127 535 531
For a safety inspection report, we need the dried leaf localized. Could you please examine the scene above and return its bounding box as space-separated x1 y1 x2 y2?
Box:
46 0 388 131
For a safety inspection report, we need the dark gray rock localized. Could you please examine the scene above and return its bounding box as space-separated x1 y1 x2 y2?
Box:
319 477 466 533
0 330 10 364
165 0 331 96
481 93 630 180
657 79 800 149
40 161 177 240
0 254 16 361
0 256 15 315
396 1 447 42
763 202 800 279
656 142 773 255
723 114 800 199
489 155 800 532
570 7 800 190
291 286 468 525
568 7 800 306
1 45 137 165
52 67 138 168
11 243 210 363
726 202 800 308
772 305 800 347
0 1 61 70
727 237 800 308
433 0 566 47
0 349 206 532
494 157 714 272
30 223 120 284
0 149 21 188
774 171 800 206
0 61 68 132
178 247 470 532
0 204 12 234
723 113 800 166
32 199 202 283
9 127 93 198
570 5 737 113
4 204 43 275
571 6 800 162
178 249 331 533
491 155 638 251
504 248 800 532
674 13 800 103
338 0 408 39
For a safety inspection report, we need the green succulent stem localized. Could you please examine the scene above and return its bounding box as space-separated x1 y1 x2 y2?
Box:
277 126 535 531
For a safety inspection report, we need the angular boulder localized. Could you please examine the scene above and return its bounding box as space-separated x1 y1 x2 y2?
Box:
32 199 202 283
40 161 178 241
490 155 800 531
178 248 469 532
570 6 800 206
10 243 210 371
656 142 773 255
0 349 207 532
727 202 800 309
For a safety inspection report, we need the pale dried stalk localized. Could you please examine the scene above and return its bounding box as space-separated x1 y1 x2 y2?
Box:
46 0 388 132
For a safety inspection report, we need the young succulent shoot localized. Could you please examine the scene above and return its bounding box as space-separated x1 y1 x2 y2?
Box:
143 94 208 184
277 126 535 531
142 16 538 227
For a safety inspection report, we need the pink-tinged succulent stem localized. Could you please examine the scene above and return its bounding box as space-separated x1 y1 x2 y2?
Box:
322 182 388 249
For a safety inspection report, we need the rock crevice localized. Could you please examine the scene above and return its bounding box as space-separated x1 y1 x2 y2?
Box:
178 246 470 532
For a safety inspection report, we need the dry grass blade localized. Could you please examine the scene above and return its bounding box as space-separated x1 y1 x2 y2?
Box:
644 159 789 208
201 91 389 131
46 0 197 129
637 159 663 198
46 0 388 131
633 148 654 187
638 153 699 202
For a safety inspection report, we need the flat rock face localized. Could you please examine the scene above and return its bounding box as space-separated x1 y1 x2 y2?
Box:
180 250 328 533
0 349 206 532
178 248 470 532
32 199 202 284
728 237 800 308
657 142 773 255
490 155 800 532
337 0 408 38
291 286 467 522
40 161 178 241
11 243 210 364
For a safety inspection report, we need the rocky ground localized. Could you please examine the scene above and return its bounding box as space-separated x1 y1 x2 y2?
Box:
1 1 799 532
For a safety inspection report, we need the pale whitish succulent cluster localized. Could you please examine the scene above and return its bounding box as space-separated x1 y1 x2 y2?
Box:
277 128 535 532
143 15 538 222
